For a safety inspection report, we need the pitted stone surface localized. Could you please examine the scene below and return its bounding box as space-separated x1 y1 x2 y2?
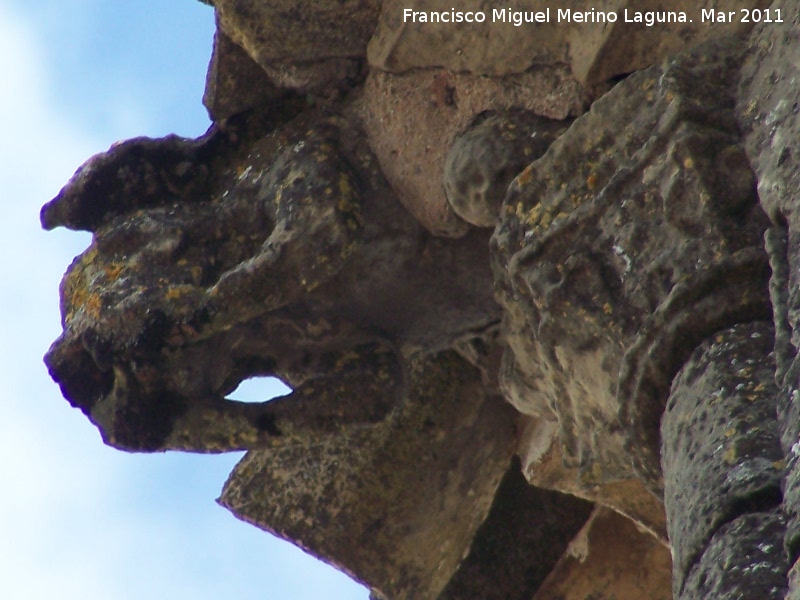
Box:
40 90 516 596
214 0 381 68
41 2 800 597
738 2 800 574
791 558 800 600
681 511 787 600
661 322 784 595
220 352 517 600
443 110 569 227
738 0 800 229
41 107 502 454
203 23 282 121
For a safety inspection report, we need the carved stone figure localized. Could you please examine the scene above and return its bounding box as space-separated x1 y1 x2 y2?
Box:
41 1 800 598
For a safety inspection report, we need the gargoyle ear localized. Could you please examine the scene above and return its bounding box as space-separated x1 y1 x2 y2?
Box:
41 134 208 233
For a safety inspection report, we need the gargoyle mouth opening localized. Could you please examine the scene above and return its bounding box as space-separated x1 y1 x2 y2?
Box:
227 375 292 404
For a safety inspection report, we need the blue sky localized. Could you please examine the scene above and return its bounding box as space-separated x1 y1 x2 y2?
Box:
0 1 368 598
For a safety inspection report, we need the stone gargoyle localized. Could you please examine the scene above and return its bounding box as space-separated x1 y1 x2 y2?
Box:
41 103 580 599
40 106 508 453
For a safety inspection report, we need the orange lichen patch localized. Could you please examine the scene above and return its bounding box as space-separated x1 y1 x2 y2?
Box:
517 165 533 186
723 447 738 464
63 288 104 323
61 248 103 320
640 77 656 91
83 293 103 319
103 263 125 281
586 173 597 190
165 285 196 301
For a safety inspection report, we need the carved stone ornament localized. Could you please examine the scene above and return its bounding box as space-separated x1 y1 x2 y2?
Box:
42 1 800 597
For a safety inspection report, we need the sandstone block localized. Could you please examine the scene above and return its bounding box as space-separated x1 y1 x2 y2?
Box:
369 0 766 84
356 67 586 236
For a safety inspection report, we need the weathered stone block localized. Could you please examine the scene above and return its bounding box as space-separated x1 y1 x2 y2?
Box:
41 107 502 453
368 0 767 84
737 0 800 568
203 21 282 121
437 458 593 599
790 556 800 600
492 37 771 497
219 352 517 600
215 0 381 65
531 508 672 600
41 1 800 596
356 66 586 237
518 417 668 542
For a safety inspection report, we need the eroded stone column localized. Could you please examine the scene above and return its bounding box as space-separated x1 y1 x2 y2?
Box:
661 322 787 599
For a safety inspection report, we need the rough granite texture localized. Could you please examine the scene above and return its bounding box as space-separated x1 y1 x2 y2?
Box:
214 0 380 92
661 322 785 597
681 511 788 600
41 1 800 598
737 2 800 582
203 20 283 122
220 352 517 600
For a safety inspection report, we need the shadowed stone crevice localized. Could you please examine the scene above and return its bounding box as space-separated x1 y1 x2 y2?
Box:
531 507 673 600
437 457 594 599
